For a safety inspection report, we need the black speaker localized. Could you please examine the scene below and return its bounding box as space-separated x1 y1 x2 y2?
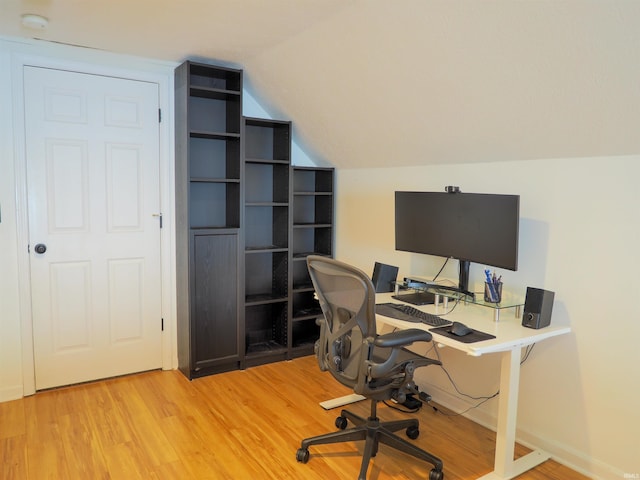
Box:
371 262 399 293
522 287 555 329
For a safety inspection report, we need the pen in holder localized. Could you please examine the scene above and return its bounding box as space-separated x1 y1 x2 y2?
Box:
484 281 503 303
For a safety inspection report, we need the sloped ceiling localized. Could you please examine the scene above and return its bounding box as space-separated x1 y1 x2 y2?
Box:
2 0 639 168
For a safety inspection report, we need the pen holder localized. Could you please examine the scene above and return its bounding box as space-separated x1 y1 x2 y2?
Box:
484 281 503 303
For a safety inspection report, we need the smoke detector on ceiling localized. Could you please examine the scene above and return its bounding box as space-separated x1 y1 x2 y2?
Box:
21 14 49 29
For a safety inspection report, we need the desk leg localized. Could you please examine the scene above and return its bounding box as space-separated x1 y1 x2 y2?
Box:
477 348 550 480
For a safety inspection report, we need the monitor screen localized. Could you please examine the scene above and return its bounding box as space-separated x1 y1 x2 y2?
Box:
395 191 519 271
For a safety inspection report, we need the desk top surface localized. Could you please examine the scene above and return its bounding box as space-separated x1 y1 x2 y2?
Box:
375 292 571 356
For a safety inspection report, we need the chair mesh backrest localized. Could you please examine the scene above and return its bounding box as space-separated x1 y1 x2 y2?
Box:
307 256 377 389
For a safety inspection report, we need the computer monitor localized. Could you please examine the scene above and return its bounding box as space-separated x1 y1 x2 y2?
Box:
395 190 519 296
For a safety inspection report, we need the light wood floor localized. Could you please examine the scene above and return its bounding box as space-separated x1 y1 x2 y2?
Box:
1 356 589 479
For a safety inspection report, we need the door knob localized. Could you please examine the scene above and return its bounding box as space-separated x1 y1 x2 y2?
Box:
34 243 47 254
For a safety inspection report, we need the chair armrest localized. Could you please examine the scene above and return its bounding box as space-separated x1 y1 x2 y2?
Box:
373 328 432 348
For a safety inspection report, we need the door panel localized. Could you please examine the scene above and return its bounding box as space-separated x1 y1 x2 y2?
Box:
50 261 92 351
25 66 162 389
46 139 89 231
106 144 144 231
193 233 239 369
108 258 145 342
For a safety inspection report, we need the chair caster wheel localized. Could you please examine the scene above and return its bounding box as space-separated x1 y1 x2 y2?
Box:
406 425 419 440
429 468 444 480
296 448 309 463
335 416 348 429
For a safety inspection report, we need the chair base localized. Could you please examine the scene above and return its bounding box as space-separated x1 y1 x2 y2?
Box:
297 402 444 480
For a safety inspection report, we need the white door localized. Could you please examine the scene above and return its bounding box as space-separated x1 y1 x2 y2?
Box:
24 66 162 390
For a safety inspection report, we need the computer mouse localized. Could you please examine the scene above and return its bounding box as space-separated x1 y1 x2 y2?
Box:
450 321 473 337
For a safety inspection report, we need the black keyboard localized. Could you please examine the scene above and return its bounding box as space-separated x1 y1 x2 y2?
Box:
375 303 451 327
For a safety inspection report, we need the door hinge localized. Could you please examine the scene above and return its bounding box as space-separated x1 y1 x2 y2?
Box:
158 108 162 123
161 318 164 331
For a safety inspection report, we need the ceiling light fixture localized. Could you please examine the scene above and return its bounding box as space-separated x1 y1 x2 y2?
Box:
21 14 49 29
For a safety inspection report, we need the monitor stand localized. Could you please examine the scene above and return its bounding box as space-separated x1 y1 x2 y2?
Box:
392 291 436 306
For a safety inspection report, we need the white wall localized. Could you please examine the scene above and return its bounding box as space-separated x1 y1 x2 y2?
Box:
0 45 24 401
334 157 640 478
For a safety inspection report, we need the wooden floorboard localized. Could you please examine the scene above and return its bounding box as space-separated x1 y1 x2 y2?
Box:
0 356 589 479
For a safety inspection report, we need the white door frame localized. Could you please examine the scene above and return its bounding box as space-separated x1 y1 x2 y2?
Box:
12 50 177 395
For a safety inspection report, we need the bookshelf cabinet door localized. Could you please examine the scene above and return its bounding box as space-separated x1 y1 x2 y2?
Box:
192 232 240 371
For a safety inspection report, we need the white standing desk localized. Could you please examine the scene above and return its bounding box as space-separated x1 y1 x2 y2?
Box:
375 292 571 480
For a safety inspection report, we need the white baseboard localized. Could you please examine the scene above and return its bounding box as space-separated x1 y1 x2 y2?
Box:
0 385 24 403
421 382 622 480
515 428 626 480
319 393 366 410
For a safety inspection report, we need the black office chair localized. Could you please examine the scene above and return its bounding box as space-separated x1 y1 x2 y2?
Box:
296 256 444 480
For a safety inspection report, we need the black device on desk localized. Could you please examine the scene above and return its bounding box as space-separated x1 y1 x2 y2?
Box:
392 278 437 305
391 291 436 305
430 323 496 343
393 278 474 305
450 321 473 336
371 262 400 293
395 190 520 298
375 303 451 327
